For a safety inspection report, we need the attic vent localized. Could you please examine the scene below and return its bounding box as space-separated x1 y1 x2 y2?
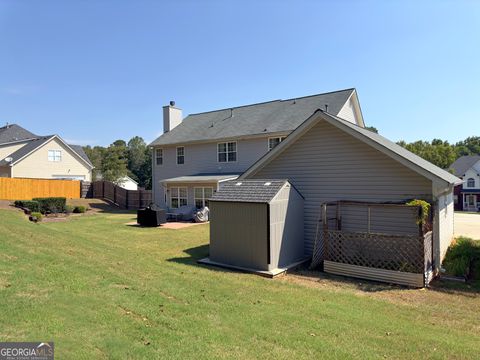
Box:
235 182 242 186
264 182 271 186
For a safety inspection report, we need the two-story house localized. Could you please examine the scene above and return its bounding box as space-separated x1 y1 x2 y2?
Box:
449 155 480 211
0 124 93 181
149 89 364 210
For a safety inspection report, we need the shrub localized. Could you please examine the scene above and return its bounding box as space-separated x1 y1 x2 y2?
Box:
29 212 43 222
32 197 66 214
443 237 480 279
13 200 40 213
65 205 75 214
73 206 87 213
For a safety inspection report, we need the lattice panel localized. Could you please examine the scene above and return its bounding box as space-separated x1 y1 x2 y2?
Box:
323 230 428 273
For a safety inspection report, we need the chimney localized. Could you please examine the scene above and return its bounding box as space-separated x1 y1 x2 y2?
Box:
163 101 182 133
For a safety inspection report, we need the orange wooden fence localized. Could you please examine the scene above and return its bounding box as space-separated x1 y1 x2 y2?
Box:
0 178 81 200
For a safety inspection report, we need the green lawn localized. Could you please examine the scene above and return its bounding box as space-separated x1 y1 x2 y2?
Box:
0 209 479 359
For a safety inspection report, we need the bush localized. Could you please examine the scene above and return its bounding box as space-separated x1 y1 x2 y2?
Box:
65 205 75 214
32 197 66 214
443 237 480 279
73 206 87 213
29 212 43 222
14 200 40 213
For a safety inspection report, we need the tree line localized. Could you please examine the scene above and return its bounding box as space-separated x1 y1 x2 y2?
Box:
367 127 480 169
83 136 152 189
83 132 479 189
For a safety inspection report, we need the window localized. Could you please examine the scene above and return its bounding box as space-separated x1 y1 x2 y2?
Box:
155 149 163 165
268 137 286 151
194 187 213 209
467 178 475 187
48 150 62 162
176 147 185 165
170 187 187 208
218 142 237 162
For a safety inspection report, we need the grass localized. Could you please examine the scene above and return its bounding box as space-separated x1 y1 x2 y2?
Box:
0 209 479 359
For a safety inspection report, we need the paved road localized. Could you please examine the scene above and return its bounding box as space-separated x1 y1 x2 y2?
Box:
455 212 480 239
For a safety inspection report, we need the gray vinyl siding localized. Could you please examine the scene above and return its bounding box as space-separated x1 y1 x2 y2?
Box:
269 185 305 268
210 202 269 270
152 137 273 206
250 121 433 255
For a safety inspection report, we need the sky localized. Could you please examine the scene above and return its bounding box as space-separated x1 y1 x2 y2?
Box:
0 0 479 146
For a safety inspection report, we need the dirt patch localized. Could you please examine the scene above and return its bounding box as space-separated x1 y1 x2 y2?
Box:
0 200 19 211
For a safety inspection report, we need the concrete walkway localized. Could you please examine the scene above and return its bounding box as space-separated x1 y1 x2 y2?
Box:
454 212 480 239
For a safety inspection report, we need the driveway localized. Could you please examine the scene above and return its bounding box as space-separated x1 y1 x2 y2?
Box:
454 212 480 239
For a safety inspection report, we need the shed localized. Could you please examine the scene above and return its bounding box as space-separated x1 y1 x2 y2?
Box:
201 179 306 276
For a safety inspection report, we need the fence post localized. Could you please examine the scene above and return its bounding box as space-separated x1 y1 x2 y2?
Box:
139 190 142 209
102 181 105 198
126 190 129 209
114 185 117 205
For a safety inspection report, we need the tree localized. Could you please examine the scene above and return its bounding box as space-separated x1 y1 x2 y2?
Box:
365 126 378 134
101 143 128 184
455 136 480 156
83 145 106 180
127 136 147 177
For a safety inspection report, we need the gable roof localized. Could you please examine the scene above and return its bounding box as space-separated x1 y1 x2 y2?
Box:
448 155 480 177
0 136 54 166
0 124 37 144
241 110 462 186
0 134 93 168
150 89 358 146
210 179 289 203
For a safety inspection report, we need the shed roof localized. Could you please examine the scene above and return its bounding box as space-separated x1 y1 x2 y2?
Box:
150 89 357 146
210 179 289 203
448 155 480 177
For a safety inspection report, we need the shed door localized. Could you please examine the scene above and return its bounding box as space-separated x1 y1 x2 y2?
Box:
210 202 269 270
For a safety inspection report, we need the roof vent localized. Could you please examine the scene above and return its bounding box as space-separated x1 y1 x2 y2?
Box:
170 100 175 107
324 104 328 112
264 182 271 186
235 182 242 186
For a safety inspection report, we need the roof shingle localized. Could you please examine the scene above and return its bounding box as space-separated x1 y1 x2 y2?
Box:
150 89 355 146
210 179 288 203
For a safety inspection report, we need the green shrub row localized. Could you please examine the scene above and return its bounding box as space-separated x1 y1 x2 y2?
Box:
14 200 40 212
32 197 66 214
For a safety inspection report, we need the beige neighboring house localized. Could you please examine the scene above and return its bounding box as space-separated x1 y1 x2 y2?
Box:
0 124 93 181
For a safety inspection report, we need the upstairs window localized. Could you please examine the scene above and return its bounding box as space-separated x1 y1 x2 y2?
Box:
155 149 163 165
48 150 62 162
218 142 237 162
170 187 187 208
467 178 475 187
176 146 185 165
268 137 286 151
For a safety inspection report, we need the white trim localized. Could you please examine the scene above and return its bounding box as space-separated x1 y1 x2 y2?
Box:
11 135 94 169
176 146 185 165
217 141 237 163
47 149 62 162
194 187 214 208
338 89 365 128
267 136 286 151
169 186 188 208
155 148 163 166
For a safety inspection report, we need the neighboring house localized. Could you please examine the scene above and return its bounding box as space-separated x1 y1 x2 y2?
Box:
94 172 139 191
0 124 93 181
149 88 364 209
117 176 138 191
448 155 480 211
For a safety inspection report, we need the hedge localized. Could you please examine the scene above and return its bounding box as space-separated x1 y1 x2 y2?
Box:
32 197 67 214
14 200 40 213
